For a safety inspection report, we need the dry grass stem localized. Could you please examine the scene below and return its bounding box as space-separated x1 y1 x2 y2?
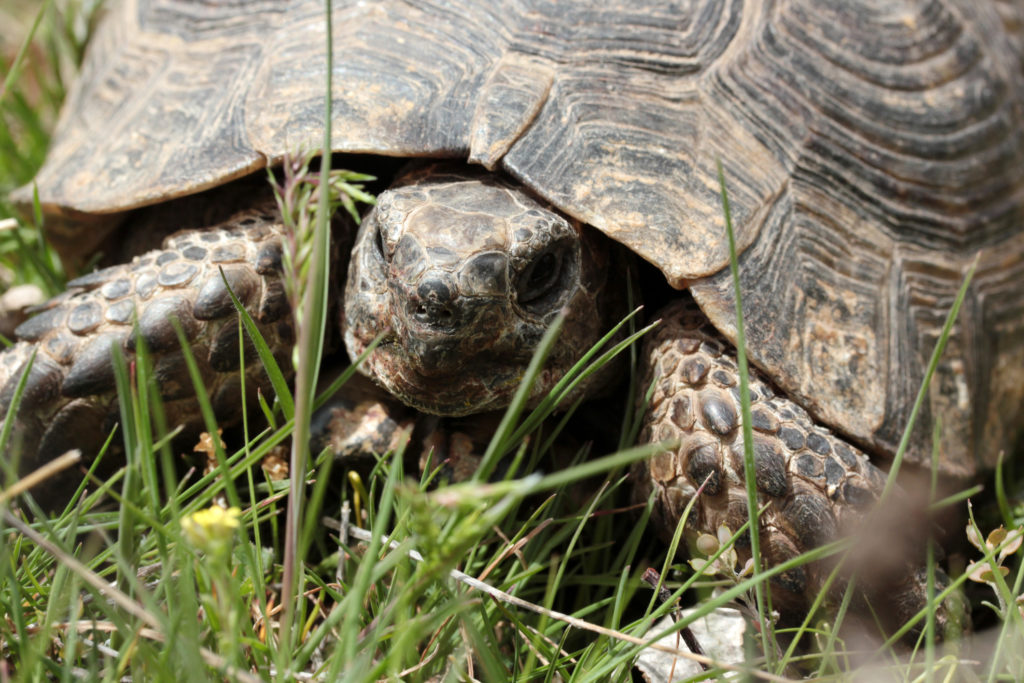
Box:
340 523 795 681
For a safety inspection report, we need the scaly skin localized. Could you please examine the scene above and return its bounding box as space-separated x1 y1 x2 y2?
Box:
633 299 943 628
343 165 628 415
0 202 294 482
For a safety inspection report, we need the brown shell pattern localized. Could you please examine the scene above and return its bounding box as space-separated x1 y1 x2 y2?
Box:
18 0 1024 477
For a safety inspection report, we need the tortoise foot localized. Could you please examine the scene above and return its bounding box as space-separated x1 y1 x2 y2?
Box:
0 202 294 490
633 298 946 632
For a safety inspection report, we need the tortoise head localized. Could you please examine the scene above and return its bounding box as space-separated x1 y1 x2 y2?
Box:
343 165 624 416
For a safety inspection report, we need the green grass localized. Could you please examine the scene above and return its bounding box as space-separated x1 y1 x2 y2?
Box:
2 1 1024 682
0 0 100 294
0 307 674 681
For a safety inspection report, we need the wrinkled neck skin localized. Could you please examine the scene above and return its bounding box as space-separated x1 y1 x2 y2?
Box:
343 164 629 416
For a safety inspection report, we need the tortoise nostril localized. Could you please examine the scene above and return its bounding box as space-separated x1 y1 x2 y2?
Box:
409 275 459 325
411 305 444 317
411 301 455 326
410 276 458 327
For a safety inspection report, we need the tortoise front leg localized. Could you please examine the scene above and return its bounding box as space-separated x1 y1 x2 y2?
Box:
0 202 294 495
633 298 947 634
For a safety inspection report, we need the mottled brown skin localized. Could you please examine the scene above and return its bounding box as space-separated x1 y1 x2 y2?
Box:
0 201 295 476
633 299 941 627
343 166 626 415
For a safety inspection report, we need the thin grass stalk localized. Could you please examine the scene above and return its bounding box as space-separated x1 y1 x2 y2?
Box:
928 485 983 512
145 356 178 512
784 560 843 672
312 330 386 412
533 397 581 458
995 451 1013 527
520 441 666 494
167 319 276 671
60 573 86 678
280 0 335 664
510 319 656 448
880 261 975 502
0 347 35 467
643 482 701 619
169 320 239 510
0 0 50 104
812 569 860 676
221 267 294 420
616 279 642 452
0 524 28 670
875 564 975 651
234 317 274 666
298 446 336 560
110 340 141 591
977 513 1024 682
63 431 118 508
717 159 773 659
595 545 846 682
473 312 566 482
608 563 638 634
130 328 192 656
131 328 163 515
5 213 62 294
524 480 608 672
511 307 644 429
924 418 943 682
311 449 403 675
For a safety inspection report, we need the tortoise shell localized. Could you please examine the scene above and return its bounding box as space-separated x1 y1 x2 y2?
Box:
19 0 1024 477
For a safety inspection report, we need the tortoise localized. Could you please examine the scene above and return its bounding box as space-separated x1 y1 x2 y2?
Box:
3 0 1024 627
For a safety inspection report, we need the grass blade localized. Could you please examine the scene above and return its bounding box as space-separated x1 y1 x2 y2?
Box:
717 158 773 660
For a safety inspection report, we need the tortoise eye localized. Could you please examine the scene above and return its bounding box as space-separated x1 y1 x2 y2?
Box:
517 244 571 312
372 222 387 263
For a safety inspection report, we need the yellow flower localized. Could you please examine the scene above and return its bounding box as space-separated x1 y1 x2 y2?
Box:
182 505 241 553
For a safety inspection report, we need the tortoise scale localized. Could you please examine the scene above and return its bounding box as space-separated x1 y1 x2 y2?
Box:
3 0 1024 628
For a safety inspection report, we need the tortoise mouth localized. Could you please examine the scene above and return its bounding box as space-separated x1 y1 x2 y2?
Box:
361 342 530 416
